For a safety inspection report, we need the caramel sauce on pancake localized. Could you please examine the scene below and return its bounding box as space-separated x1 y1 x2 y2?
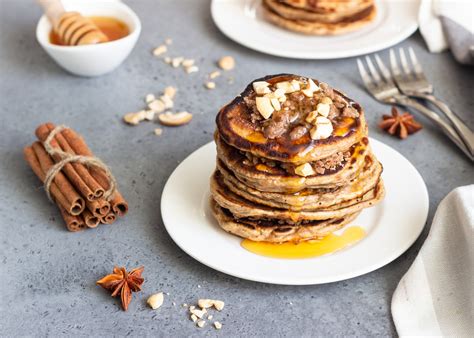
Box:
241 226 365 259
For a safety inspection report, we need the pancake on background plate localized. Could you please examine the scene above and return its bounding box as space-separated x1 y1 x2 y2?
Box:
210 74 385 242
262 0 377 35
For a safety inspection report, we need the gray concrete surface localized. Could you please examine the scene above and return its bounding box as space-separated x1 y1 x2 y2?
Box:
1 0 473 336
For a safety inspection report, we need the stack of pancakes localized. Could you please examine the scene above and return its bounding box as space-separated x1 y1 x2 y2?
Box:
210 74 384 243
262 0 377 35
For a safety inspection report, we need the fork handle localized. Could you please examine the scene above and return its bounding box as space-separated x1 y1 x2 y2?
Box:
393 96 474 161
411 93 474 156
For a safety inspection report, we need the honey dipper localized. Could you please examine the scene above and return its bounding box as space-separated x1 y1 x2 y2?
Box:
37 0 108 46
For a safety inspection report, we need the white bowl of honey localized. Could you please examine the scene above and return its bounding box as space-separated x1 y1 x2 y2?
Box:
36 0 141 77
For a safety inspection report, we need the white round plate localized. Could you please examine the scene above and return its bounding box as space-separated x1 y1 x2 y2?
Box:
161 139 428 285
211 0 420 59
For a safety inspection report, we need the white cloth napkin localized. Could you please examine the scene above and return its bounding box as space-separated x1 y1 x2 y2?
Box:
418 0 474 64
392 185 473 337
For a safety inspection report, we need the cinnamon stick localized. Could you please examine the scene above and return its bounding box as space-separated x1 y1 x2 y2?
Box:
83 209 100 228
25 143 85 215
86 198 110 217
100 212 116 225
59 205 85 232
60 127 128 216
35 123 105 201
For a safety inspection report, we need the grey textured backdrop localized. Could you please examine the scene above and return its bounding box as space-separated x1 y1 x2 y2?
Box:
1 0 473 336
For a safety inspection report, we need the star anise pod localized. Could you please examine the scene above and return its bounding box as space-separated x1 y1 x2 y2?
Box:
379 106 423 139
96 266 144 311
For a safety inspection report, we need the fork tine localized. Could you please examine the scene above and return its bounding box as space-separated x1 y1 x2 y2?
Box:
389 49 401 77
399 48 411 75
365 56 382 83
374 54 393 83
408 47 423 75
357 58 373 88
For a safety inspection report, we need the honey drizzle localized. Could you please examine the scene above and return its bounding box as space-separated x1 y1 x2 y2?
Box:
241 226 365 259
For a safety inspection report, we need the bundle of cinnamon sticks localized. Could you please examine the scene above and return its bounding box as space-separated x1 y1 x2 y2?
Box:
24 123 128 231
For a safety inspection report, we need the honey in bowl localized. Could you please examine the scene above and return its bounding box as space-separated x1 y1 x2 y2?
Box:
241 226 365 259
50 16 129 45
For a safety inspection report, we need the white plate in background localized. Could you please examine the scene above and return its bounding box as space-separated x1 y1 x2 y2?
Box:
161 139 429 285
211 0 419 59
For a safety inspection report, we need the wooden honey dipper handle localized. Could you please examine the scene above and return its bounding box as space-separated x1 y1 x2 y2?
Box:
37 0 108 46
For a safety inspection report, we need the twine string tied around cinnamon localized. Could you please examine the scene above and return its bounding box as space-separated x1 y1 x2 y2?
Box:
43 125 117 202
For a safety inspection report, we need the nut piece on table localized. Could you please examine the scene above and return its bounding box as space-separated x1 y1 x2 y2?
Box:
218 56 235 70
196 319 206 328
205 82 216 90
295 163 315 177
154 128 163 136
214 321 222 330
145 93 156 103
147 292 164 309
164 86 177 99
171 57 184 68
158 111 193 126
190 314 198 323
185 66 199 74
148 100 166 113
123 111 147 125
153 45 167 56
209 71 221 79
256 96 274 119
198 299 225 311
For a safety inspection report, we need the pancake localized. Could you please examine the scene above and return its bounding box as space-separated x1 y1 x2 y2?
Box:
210 169 385 222
262 2 377 35
264 0 374 22
216 133 371 192
211 199 360 242
281 0 373 13
216 74 367 164
216 153 382 211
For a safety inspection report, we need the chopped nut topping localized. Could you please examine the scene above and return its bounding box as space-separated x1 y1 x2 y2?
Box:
256 96 274 119
320 96 332 105
253 81 271 94
205 82 216 90
153 45 167 56
310 117 333 140
214 321 222 330
295 163 315 177
316 103 330 117
147 292 164 310
209 71 221 79
305 110 318 124
158 111 193 126
270 98 281 111
275 81 298 94
218 56 235 70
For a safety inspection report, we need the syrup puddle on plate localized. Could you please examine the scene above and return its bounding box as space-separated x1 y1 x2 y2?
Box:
241 226 365 259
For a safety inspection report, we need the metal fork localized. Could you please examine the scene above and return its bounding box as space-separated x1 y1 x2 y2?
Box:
390 47 474 156
357 55 474 161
